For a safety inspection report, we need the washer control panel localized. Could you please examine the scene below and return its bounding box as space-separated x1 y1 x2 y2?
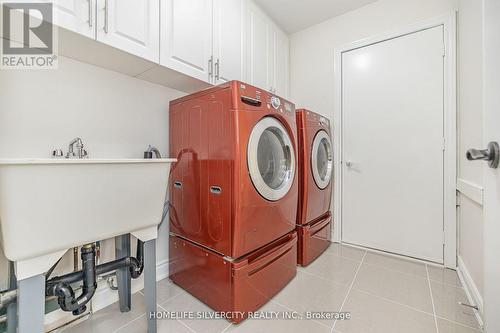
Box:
270 96 281 109
238 82 295 116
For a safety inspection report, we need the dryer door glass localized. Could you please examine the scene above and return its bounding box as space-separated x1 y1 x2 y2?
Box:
248 117 295 201
312 130 333 189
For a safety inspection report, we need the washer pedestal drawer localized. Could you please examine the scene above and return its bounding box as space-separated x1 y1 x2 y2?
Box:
169 232 297 323
297 212 332 266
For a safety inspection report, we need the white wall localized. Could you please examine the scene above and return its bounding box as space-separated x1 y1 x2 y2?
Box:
290 0 457 118
457 0 484 304
0 56 184 292
289 0 483 309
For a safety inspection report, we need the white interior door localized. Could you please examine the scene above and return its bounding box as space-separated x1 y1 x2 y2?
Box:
342 26 445 263
482 1 500 331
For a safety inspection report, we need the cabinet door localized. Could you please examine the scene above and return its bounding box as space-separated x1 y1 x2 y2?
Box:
245 1 272 90
274 27 289 98
267 26 276 93
96 0 159 62
8 0 95 39
53 0 96 38
212 0 242 84
160 0 213 83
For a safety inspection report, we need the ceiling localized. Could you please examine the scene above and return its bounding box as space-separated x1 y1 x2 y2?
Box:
253 0 379 33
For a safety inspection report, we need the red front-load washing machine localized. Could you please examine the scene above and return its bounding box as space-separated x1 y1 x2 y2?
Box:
168 81 298 322
296 109 334 266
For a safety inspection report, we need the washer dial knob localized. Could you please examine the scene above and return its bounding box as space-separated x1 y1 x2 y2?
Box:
270 96 281 109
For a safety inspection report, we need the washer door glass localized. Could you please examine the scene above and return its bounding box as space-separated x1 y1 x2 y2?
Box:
311 130 333 189
248 117 295 201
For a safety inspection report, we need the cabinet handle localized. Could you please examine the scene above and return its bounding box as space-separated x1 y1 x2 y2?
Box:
104 0 109 33
88 0 93 28
215 58 220 81
208 56 213 80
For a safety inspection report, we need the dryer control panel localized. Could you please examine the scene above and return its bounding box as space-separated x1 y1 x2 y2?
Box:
306 110 331 129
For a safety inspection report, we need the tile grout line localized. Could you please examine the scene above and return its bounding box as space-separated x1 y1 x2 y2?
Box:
298 261 362 284
353 286 480 329
434 315 481 331
220 322 233 333
354 288 436 317
330 250 367 333
269 297 331 329
362 261 430 280
426 264 440 333
157 302 198 333
111 313 146 333
330 282 480 331
324 249 367 264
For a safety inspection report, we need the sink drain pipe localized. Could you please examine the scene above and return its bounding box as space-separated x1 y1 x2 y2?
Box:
46 240 144 315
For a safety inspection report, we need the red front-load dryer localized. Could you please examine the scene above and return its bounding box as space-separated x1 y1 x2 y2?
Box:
296 109 334 266
168 81 298 322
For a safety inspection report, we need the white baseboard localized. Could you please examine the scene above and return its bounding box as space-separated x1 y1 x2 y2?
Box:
457 255 483 328
156 259 170 281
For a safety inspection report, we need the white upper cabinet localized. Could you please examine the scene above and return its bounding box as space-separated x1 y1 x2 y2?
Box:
274 28 289 98
53 0 96 38
245 1 270 90
212 0 243 84
12 0 286 93
9 0 96 39
96 0 159 62
244 0 289 98
160 0 214 82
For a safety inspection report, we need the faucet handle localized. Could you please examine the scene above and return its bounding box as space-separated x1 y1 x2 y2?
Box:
52 149 64 158
80 149 89 159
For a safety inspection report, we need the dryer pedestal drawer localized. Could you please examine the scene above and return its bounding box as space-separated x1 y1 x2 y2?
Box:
297 213 332 266
169 232 297 323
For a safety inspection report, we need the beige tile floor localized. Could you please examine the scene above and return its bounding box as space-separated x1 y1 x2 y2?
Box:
62 244 482 333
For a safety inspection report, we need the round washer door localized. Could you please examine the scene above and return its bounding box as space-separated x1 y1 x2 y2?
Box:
311 130 333 189
248 117 296 201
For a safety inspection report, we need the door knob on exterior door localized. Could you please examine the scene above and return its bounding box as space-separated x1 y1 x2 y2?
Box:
466 141 500 168
345 161 354 168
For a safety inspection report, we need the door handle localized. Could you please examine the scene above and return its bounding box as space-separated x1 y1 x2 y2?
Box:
466 142 499 168
345 161 353 168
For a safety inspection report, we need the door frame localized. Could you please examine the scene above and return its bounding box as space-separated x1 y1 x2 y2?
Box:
333 12 457 268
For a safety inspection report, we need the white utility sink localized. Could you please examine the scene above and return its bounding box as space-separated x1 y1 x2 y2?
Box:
0 158 176 279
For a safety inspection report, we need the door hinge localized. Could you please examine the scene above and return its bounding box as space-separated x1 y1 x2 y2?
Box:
442 42 446 57
443 230 446 245
442 138 446 151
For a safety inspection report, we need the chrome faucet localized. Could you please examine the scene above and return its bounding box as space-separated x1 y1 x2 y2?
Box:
144 145 162 159
66 138 88 159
